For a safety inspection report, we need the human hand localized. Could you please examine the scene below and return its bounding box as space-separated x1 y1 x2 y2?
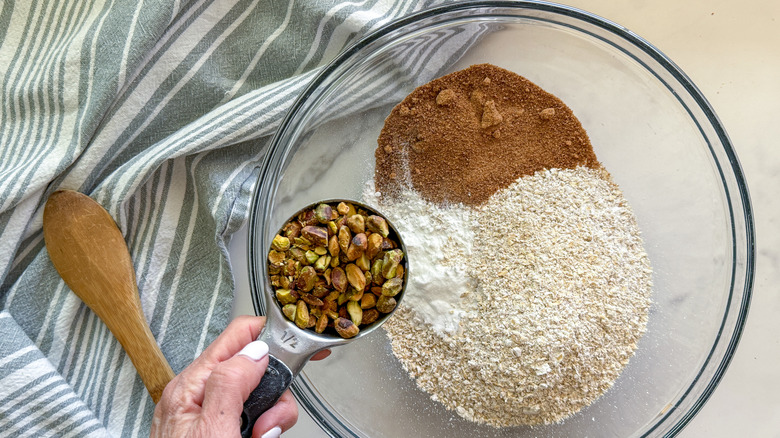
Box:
151 315 330 438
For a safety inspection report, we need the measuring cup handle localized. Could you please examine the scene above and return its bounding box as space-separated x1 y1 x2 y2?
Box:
239 355 293 438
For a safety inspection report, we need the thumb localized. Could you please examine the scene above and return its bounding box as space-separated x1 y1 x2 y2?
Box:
200 340 269 425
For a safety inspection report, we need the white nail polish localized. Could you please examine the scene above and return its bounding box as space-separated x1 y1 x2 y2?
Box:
237 340 269 361
260 426 282 438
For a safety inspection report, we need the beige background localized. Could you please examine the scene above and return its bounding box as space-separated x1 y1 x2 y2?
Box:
230 1 780 436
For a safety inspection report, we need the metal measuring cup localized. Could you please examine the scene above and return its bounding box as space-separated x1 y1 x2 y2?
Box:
240 199 408 438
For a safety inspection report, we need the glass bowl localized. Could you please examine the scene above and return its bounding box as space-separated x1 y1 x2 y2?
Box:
247 1 754 436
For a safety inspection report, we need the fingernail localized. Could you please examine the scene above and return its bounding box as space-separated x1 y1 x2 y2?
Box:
237 340 269 362
261 426 282 438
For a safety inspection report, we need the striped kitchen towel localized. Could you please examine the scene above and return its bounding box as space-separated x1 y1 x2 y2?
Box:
0 0 483 436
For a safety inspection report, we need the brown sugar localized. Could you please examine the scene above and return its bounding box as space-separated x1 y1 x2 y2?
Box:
374 63 600 206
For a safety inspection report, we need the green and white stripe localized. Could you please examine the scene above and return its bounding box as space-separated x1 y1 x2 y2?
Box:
0 0 479 435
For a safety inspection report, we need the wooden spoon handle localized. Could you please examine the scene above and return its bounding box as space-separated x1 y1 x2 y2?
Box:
107 299 174 403
43 190 175 403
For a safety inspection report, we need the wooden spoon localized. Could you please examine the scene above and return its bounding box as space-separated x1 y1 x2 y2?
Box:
43 190 174 403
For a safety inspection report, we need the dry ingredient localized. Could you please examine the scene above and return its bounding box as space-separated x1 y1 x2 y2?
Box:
379 167 652 426
362 182 475 335
375 63 600 206
367 63 652 426
267 201 406 339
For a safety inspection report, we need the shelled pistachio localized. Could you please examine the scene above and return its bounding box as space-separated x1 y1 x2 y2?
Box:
269 201 406 338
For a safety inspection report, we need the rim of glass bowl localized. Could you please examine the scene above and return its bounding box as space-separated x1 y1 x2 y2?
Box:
247 1 755 436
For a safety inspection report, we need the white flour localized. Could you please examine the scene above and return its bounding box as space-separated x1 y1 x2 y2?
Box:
363 182 475 336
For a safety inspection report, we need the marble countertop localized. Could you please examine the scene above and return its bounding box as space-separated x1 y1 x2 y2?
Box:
229 1 780 436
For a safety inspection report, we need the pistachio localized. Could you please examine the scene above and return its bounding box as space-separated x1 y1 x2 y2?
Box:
331 267 347 292
345 263 366 292
283 221 302 239
271 235 290 251
380 238 395 251
276 289 297 305
334 317 359 338
328 235 340 258
268 250 286 268
366 215 390 237
295 300 310 329
322 300 339 319
381 277 403 297
366 233 383 259
338 226 351 253
360 293 377 309
314 255 331 272
362 308 380 325
346 233 367 261
293 236 312 248
315 314 328 333
301 226 328 247
336 202 350 216
298 209 318 226
345 245 361 261
283 259 297 276
323 268 332 285
355 253 370 272
271 201 404 337
282 304 297 321
346 214 366 234
304 250 319 265
364 271 373 288
312 284 329 298
381 249 403 279
347 301 363 326
337 202 357 217
370 259 384 284
347 287 364 302
300 293 324 307
289 247 306 264
297 266 317 292
353 233 368 251
324 290 340 302
376 295 397 313
314 203 333 224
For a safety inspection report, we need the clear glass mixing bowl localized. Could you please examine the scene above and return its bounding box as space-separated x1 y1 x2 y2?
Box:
247 2 754 436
